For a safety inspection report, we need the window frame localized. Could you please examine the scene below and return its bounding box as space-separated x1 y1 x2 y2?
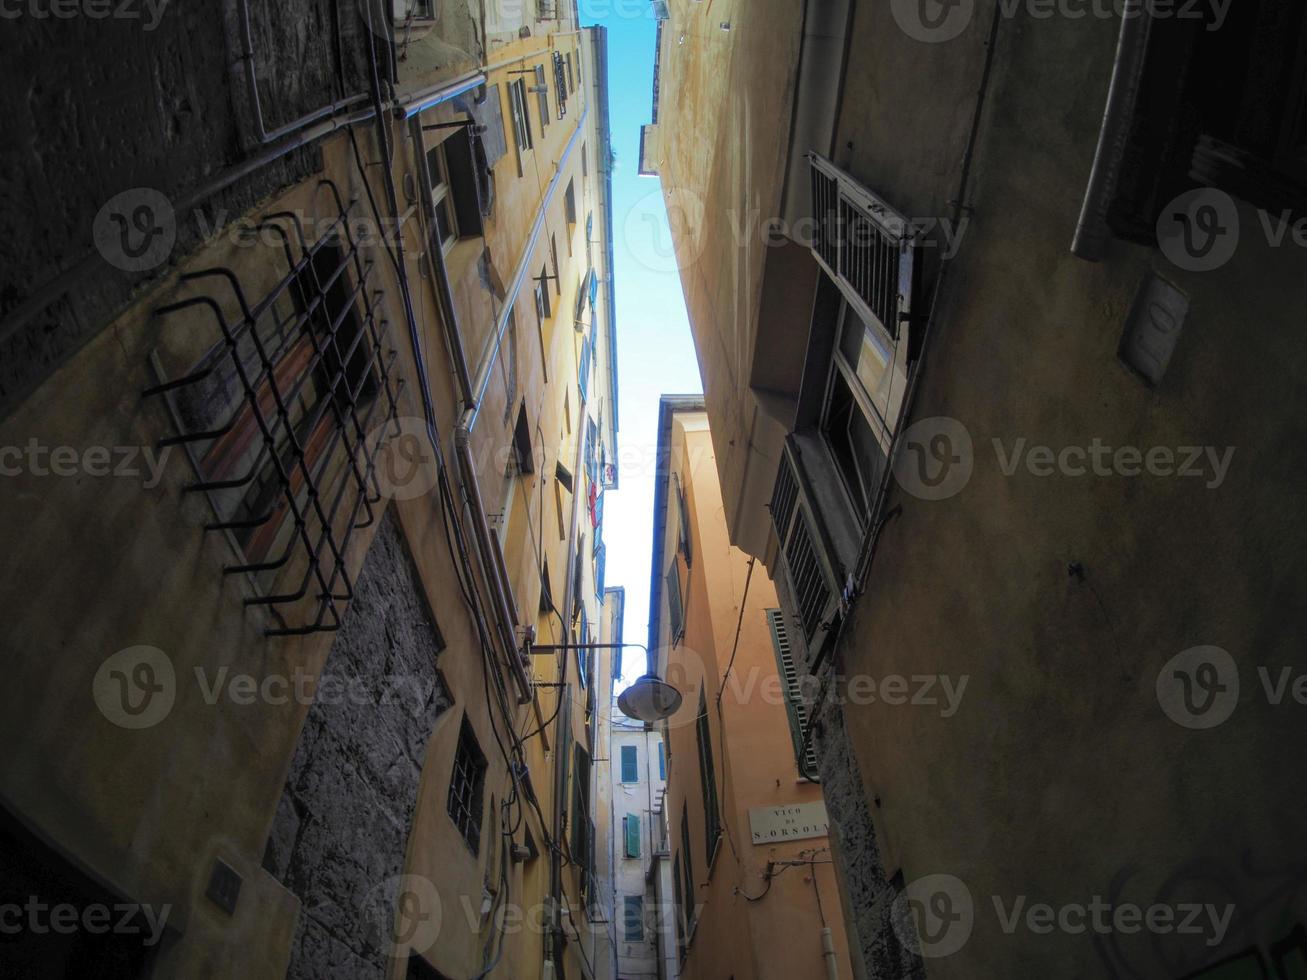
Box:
447 716 488 854
624 813 642 858
619 744 639 783
624 894 645 941
694 693 722 862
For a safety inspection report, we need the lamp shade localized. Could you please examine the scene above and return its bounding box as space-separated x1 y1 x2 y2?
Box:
617 673 683 723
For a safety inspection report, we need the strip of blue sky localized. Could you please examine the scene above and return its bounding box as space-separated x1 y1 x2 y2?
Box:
585 4 703 687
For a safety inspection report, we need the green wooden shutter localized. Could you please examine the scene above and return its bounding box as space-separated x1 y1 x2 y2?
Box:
620 744 638 782
624 814 641 858
766 609 819 779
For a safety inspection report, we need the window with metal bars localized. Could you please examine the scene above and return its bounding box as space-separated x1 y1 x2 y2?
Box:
143 183 401 636
448 717 487 853
766 609 820 779
694 693 721 861
553 52 568 118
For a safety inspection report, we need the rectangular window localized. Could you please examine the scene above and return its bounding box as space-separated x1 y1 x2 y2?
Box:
565 179 577 227
553 51 568 118
766 609 820 779
534 267 552 321
624 814 641 858
666 563 684 644
570 743 592 866
620 744 638 783
447 717 487 853
508 79 533 174
673 472 692 565
624 895 645 941
657 741 666 780
679 803 696 938
672 854 686 951
695 694 721 860
566 52 575 94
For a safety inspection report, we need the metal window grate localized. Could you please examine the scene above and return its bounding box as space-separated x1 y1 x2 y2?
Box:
809 152 919 341
448 718 487 853
142 181 403 636
554 52 569 119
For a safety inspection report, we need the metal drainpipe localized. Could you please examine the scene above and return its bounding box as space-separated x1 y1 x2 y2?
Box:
443 106 591 708
1071 0 1154 260
821 927 839 980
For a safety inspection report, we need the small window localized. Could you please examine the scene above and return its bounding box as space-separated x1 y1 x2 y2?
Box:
623 895 645 940
673 472 692 565
624 814 641 858
680 802 696 935
540 558 554 614
513 404 535 474
447 717 488 853
556 461 574 495
534 267 552 322
508 79 533 176
426 129 484 247
620 744 638 783
565 179 577 227
566 53 575 94
695 694 721 859
502 310 519 426
582 142 589 179
657 742 666 780
666 563 684 644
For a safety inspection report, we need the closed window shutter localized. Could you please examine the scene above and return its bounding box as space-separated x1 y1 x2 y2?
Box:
620 745 638 782
625 814 641 858
766 609 819 778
